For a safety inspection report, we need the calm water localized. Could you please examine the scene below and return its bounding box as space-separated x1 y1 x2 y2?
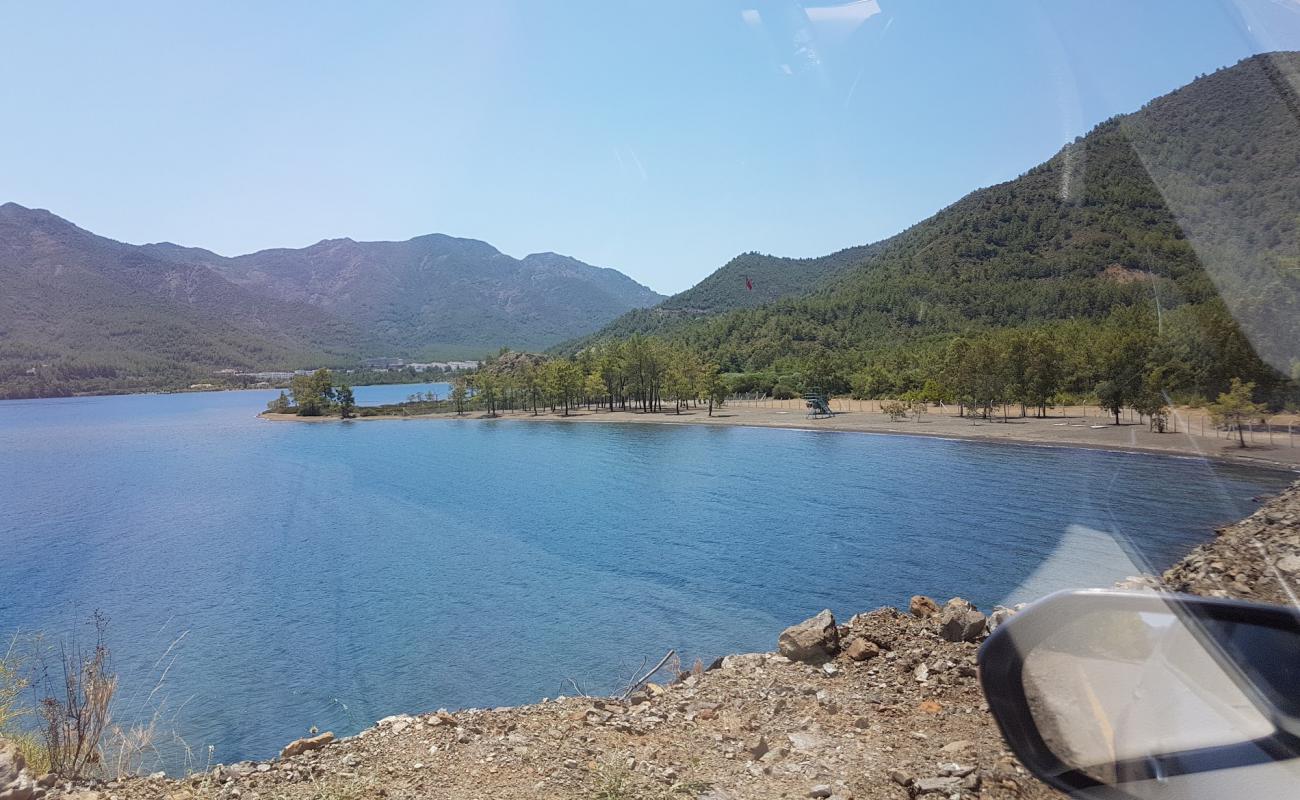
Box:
0 387 1291 770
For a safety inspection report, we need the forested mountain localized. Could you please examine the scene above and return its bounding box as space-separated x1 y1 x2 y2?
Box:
575 52 1300 401
590 243 884 340
0 206 661 397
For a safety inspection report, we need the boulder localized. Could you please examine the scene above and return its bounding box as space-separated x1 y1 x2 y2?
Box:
938 598 988 643
842 638 880 662
777 610 840 662
279 731 335 759
987 605 1017 632
0 740 43 800
909 595 940 619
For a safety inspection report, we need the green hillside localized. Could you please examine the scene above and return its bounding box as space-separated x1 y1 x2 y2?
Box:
581 52 1300 403
588 243 885 341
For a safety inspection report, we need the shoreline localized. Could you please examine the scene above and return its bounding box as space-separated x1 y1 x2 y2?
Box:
32 480 1300 799
261 404 1300 472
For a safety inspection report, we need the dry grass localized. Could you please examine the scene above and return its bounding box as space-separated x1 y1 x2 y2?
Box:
1 631 52 774
8 730 51 775
0 633 29 730
35 611 117 779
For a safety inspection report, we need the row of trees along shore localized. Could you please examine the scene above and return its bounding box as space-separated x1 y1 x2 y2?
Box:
268 323 1283 446
460 342 730 417
266 339 732 419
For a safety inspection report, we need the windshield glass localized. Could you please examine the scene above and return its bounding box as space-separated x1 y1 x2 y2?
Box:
1 3 1298 799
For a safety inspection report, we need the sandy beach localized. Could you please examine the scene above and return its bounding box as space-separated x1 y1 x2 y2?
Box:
264 398 1300 471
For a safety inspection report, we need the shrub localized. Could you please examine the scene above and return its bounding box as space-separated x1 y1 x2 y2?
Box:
35 612 116 779
772 383 798 400
881 399 910 421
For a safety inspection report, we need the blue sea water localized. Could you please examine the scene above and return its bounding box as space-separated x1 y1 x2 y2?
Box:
0 386 1291 770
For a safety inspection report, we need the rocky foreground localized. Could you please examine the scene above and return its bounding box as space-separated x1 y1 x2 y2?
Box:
5 480 1298 800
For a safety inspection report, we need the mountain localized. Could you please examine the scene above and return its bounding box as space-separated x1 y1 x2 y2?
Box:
143 234 662 357
0 203 370 396
0 207 662 397
578 52 1300 392
586 243 885 341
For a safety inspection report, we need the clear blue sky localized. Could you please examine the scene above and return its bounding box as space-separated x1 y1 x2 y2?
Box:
3 1 1299 294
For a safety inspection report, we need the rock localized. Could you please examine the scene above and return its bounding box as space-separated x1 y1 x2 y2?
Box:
940 740 975 753
744 736 769 760
938 599 988 643
915 776 963 794
913 663 929 682
778 610 840 663
809 784 832 798
821 662 839 677
842 638 880 662
909 595 940 619
987 605 1017 632
1276 554 1300 574
787 732 827 751
938 762 975 777
0 740 43 800
279 731 335 759
888 769 914 787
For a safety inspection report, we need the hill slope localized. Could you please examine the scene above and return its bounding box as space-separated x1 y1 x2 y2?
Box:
0 203 369 396
148 237 662 356
584 52 1300 391
0 207 661 396
585 243 885 342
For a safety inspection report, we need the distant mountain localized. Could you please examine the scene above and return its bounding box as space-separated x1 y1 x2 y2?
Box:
0 203 370 396
144 233 662 356
578 52 1300 390
0 207 662 397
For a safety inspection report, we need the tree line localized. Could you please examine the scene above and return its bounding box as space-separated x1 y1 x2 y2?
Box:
462 339 729 417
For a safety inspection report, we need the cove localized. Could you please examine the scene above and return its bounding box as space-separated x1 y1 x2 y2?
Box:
0 387 1290 769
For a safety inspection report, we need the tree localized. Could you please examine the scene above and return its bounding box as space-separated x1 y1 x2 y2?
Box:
337 385 356 419
1132 370 1169 432
1020 331 1062 417
1095 380 1126 426
450 377 469 416
583 371 605 410
290 368 334 416
471 372 500 417
542 360 583 415
1209 378 1267 447
704 364 727 417
266 391 291 414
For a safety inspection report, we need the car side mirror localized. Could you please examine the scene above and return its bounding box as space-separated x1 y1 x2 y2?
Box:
978 590 1300 798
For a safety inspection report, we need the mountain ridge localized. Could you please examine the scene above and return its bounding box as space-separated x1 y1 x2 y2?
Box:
0 204 662 397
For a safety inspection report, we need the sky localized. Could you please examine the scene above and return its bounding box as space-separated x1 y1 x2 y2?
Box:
3 1 1300 295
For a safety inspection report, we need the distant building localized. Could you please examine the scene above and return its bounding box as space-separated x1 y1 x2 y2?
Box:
238 371 295 381
362 357 406 369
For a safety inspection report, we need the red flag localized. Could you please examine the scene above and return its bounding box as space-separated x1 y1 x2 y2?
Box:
745 276 753 291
